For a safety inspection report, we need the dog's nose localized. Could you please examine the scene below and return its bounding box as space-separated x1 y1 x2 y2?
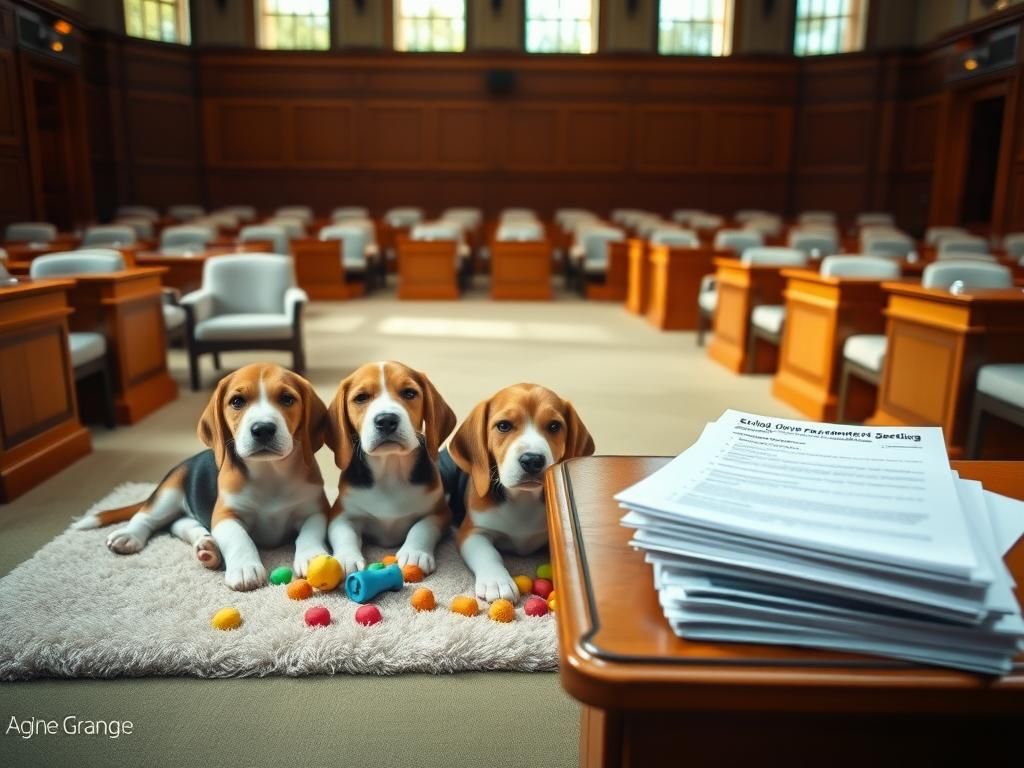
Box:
250 421 278 443
519 452 546 474
374 413 400 434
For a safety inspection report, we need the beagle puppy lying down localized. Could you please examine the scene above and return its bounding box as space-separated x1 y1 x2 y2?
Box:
322 361 457 575
73 363 330 591
441 384 594 602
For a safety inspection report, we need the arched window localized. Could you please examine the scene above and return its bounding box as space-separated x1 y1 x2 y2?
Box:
124 0 190 44
525 0 598 54
257 0 331 50
794 0 868 56
658 0 733 56
394 0 466 52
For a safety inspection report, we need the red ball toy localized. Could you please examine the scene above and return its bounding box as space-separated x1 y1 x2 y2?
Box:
532 578 554 600
304 606 331 627
355 604 382 626
524 596 549 617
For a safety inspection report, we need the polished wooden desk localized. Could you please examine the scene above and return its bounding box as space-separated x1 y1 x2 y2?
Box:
772 269 891 420
134 243 272 293
547 456 1024 768
707 258 789 373
0 279 91 502
646 245 725 330
67 269 178 425
2 237 81 261
290 239 366 300
624 240 649 315
868 283 1024 457
490 240 553 300
586 241 629 301
396 239 460 300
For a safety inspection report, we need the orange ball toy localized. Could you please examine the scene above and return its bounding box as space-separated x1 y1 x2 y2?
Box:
488 599 515 623
513 575 533 598
410 587 436 612
402 563 425 583
287 579 314 600
381 555 398 566
450 596 480 617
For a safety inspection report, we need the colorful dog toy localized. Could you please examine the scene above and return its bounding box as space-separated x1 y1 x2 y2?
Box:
536 563 553 580
269 566 293 585
402 563 424 583
345 563 404 604
524 596 549 617
304 606 331 627
307 554 344 591
532 578 554 600
355 605 383 626
287 579 313 600
488 599 515 623
513 575 534 597
211 607 242 631
368 562 385 571
450 596 480 617
410 587 436 611
381 555 398 565
547 592 557 613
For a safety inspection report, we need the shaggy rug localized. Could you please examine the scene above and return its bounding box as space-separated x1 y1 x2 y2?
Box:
0 484 557 680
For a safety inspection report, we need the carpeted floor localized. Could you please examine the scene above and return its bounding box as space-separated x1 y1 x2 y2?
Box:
0 282 798 767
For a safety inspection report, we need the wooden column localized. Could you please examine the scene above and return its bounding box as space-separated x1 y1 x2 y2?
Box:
0 279 91 502
707 259 789 373
646 245 722 330
867 283 1024 457
772 269 891 420
490 240 553 300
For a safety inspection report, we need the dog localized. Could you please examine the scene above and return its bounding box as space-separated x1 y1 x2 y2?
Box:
322 361 457 576
441 384 594 602
72 363 330 591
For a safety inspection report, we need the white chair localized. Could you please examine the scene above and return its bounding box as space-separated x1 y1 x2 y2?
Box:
441 208 482 229
194 212 240 232
115 216 155 240
385 207 424 228
856 212 895 228
239 224 289 255
714 229 763 256
924 226 968 247
496 220 545 242
734 209 772 224
741 248 810 370
331 206 370 222
837 260 1014 422
167 205 204 222
554 209 596 231
5 222 57 242
216 205 257 223
319 222 376 278
798 211 836 226
82 225 137 248
0 247 8 264
500 207 535 220
159 225 215 254
936 235 989 257
115 205 159 222
179 254 308 390
671 209 704 226
1003 233 1024 260
862 230 915 259
788 229 840 260
689 213 725 231
744 215 784 238
411 220 470 264
819 255 901 279
274 206 313 224
649 227 699 247
967 364 1024 458
572 225 624 290
264 217 306 239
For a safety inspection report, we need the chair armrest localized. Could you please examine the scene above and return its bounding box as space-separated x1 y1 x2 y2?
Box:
161 287 181 306
699 274 717 294
179 289 215 324
284 286 308 322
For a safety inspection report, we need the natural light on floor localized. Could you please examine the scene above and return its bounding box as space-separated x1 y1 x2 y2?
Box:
376 316 615 344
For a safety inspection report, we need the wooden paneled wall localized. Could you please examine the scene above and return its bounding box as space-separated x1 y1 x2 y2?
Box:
0 2 33 226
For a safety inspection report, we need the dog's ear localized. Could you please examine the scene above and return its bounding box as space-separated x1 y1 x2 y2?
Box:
324 375 356 471
294 374 328 468
448 400 492 499
198 376 231 468
414 370 457 461
561 399 595 460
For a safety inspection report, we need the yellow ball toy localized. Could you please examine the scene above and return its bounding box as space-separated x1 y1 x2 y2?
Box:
450 596 480 617
488 599 515 623
547 593 557 613
211 607 241 631
307 554 344 591
513 575 533 598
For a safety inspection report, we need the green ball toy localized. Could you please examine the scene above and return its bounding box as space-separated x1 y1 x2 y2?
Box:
368 562 386 571
269 566 293 585
536 563 553 580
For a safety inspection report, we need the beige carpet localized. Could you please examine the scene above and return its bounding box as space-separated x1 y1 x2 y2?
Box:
0 282 797 766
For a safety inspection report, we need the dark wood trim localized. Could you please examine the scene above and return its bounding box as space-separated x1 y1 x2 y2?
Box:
730 0 742 56
929 3 1024 50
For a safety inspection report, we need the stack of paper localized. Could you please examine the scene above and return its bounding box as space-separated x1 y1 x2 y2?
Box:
617 410 1024 675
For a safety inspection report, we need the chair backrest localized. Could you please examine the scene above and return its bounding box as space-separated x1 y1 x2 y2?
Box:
632 217 670 239
167 205 204 222
115 216 155 240
204 254 295 315
385 207 423 228
1003 233 1024 259
557 211 598 232
5 221 57 242
743 215 783 237
441 208 482 228
734 209 771 224
862 231 914 258
671 209 703 226
115 205 159 222
331 206 369 222
319 223 370 266
936 251 996 262
239 224 288 255
689 213 724 230
788 229 839 258
741 246 808 267
496 220 545 242
921 261 1013 291
581 226 624 265
924 226 968 246
82 225 137 247
856 212 894 228
798 211 836 226
263 217 306 239
0 247 7 263
29 250 126 278
274 206 313 224
193 212 240 231
936 235 989 256
411 221 463 243
217 205 257 222
820 255 901 279
714 228 764 255
500 207 535 220
160 225 215 252
649 227 699 247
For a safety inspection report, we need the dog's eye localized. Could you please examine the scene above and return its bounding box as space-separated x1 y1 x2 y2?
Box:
547 421 562 434
495 420 513 433
400 388 418 400
229 396 245 410
280 393 296 407
353 393 370 404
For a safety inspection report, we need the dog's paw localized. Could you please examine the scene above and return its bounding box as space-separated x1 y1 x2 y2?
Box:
293 547 328 578
106 529 145 555
396 547 435 574
334 550 366 576
474 567 520 603
224 560 266 591
194 536 222 570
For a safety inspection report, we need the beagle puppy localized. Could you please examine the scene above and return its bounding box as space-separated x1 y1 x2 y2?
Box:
72 363 330 591
323 361 457 576
441 384 594 602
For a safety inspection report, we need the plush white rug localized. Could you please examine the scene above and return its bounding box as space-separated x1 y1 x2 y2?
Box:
0 484 557 680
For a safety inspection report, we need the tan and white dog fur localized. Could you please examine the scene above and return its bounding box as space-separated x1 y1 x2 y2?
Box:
444 384 594 602
73 363 330 591
322 361 457 575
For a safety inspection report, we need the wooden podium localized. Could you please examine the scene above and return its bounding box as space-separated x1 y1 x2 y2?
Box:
490 241 553 300
67 269 178 425
290 239 366 300
867 283 1024 457
707 259 789 373
772 269 891 420
646 245 723 330
0 279 92 502
396 239 460 300
547 456 1024 768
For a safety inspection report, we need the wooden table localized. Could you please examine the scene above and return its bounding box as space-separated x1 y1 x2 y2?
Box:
0 279 91 502
867 283 1024 457
646 245 725 330
707 258 789 373
290 239 366 300
546 456 1024 768
1 237 81 261
67 269 178 425
134 243 272 293
771 269 892 420
490 240 553 300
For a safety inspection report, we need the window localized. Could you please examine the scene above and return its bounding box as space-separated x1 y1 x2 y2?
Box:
793 0 867 56
123 0 189 44
525 0 597 54
258 0 330 50
394 0 466 52
659 0 733 56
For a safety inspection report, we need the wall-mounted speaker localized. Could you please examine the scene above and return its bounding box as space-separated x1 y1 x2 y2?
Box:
485 69 517 97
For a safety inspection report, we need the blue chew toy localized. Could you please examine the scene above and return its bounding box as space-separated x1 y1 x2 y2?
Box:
345 564 404 604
